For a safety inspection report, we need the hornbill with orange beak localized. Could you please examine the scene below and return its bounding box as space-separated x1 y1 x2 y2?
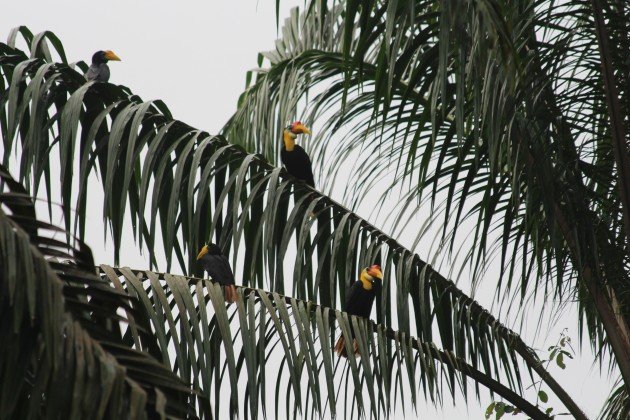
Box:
281 121 314 187
335 264 383 357
197 243 238 303
85 50 121 82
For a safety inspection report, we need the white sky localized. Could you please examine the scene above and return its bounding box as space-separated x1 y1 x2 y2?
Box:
3 1 616 419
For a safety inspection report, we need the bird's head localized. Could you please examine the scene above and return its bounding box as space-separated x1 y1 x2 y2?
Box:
196 243 222 260
284 121 311 138
359 264 383 289
92 50 121 64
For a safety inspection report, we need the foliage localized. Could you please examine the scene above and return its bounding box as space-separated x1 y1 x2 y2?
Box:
485 331 575 419
98 265 553 419
226 0 630 358
0 19 596 419
224 0 630 413
599 379 630 420
0 164 194 418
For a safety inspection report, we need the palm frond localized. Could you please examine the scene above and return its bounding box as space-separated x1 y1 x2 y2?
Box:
0 164 194 418
599 379 629 420
0 25 527 385
98 265 551 419
226 0 630 387
0 26 587 418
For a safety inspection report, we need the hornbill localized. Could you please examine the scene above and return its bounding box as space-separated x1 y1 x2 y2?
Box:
85 50 121 82
334 264 383 357
197 243 238 303
281 121 314 187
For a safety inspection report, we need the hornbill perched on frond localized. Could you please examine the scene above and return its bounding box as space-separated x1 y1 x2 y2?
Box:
335 264 383 357
197 243 238 303
281 121 314 187
85 50 121 82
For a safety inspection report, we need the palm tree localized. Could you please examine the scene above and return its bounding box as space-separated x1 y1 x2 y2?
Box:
224 1 630 417
0 8 618 418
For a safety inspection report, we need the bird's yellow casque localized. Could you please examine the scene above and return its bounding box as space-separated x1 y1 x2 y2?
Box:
196 244 209 260
103 50 121 61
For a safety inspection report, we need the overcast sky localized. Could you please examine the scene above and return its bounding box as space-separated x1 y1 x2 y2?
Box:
3 1 616 418
5 0 303 134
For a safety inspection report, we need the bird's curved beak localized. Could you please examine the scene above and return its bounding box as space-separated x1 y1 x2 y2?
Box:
367 265 383 280
294 123 311 135
104 50 121 61
196 245 209 260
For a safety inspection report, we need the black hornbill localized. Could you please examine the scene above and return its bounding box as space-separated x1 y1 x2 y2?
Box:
335 264 383 357
196 243 238 303
281 121 314 187
85 50 121 82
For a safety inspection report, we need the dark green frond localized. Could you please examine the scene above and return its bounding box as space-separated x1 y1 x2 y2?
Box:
228 1 630 378
0 165 194 418
98 265 550 420
0 25 590 418
599 379 629 420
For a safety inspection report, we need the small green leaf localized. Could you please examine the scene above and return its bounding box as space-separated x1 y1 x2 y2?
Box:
545 407 553 414
556 353 565 369
486 402 496 418
495 402 505 419
538 390 548 403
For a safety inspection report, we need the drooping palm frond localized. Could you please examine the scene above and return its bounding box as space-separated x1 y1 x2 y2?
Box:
0 27 583 418
0 164 194 419
224 0 630 390
98 265 551 420
0 121 550 419
599 379 629 420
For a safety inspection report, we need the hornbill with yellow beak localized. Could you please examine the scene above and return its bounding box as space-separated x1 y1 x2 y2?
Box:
197 243 238 303
335 264 383 357
85 50 121 82
281 121 314 187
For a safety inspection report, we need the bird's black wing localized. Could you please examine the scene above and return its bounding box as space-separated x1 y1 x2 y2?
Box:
282 145 315 187
304 168 315 188
295 145 315 187
344 281 365 316
202 254 235 286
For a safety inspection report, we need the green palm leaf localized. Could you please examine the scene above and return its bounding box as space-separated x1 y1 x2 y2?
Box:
98 265 549 419
0 165 194 419
225 0 630 399
599 379 629 420
0 26 587 418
